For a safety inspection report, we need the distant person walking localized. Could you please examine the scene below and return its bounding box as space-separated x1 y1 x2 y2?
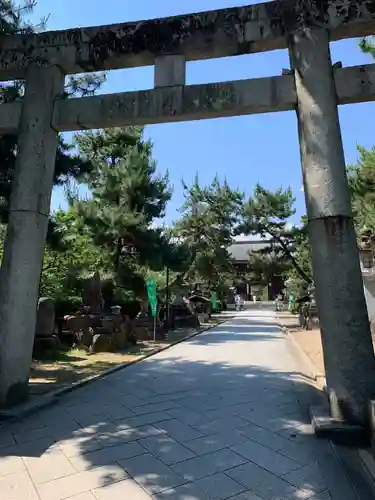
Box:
253 294 257 304
235 293 244 311
275 293 284 311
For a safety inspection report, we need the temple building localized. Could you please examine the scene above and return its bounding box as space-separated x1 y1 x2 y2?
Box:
228 238 284 300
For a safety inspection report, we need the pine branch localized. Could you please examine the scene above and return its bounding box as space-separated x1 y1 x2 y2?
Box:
359 37 375 58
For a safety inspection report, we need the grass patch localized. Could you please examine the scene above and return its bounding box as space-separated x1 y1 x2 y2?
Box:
29 341 166 395
29 314 231 396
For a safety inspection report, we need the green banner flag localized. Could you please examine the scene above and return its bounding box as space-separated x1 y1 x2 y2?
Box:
211 292 217 312
146 279 158 317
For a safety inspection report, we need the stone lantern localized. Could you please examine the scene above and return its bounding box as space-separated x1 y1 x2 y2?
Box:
358 228 375 334
358 228 375 277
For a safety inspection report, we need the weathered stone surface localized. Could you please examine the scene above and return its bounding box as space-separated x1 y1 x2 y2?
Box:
101 317 115 334
198 313 209 324
55 74 295 131
291 28 375 425
35 297 55 338
133 324 152 341
89 333 113 354
33 335 60 359
65 315 91 334
43 64 375 131
334 64 375 105
309 405 368 446
132 317 166 341
82 271 102 313
0 101 21 134
111 305 122 315
154 55 186 88
76 327 94 348
65 314 108 348
113 319 130 349
0 0 374 79
1 64 375 135
0 64 65 409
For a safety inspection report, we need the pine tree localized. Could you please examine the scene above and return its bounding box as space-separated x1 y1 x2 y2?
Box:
359 37 375 58
39 208 103 304
240 184 311 284
247 246 290 288
175 175 243 296
348 145 375 234
0 1 105 248
283 217 312 297
0 0 38 35
74 127 173 296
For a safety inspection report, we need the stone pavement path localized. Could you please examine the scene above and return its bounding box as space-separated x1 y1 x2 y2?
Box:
0 308 359 500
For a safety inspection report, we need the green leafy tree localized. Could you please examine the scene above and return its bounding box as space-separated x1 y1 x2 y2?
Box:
348 145 375 234
288 144 375 298
153 230 191 278
142 238 191 290
175 175 243 297
39 209 102 303
285 144 375 298
74 127 173 297
283 217 312 297
0 0 39 34
247 246 290 288
0 1 105 248
240 184 311 285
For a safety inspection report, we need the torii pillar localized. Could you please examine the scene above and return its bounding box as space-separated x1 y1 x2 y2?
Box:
0 64 64 407
290 28 375 426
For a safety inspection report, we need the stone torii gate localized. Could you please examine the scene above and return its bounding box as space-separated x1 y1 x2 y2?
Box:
0 0 375 424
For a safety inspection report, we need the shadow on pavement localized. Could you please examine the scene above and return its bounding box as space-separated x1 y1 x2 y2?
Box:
0 317 359 499
188 326 281 346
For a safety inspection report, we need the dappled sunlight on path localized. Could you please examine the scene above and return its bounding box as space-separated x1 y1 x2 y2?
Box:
0 308 358 500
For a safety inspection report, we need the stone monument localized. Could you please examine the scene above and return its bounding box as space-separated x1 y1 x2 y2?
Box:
82 271 103 313
33 297 59 358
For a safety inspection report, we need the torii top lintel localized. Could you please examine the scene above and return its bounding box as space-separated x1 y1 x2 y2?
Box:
0 0 374 80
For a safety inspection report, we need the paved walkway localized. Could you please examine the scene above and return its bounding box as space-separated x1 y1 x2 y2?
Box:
0 308 358 499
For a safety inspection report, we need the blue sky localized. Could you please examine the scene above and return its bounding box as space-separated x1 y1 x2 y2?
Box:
30 0 375 225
